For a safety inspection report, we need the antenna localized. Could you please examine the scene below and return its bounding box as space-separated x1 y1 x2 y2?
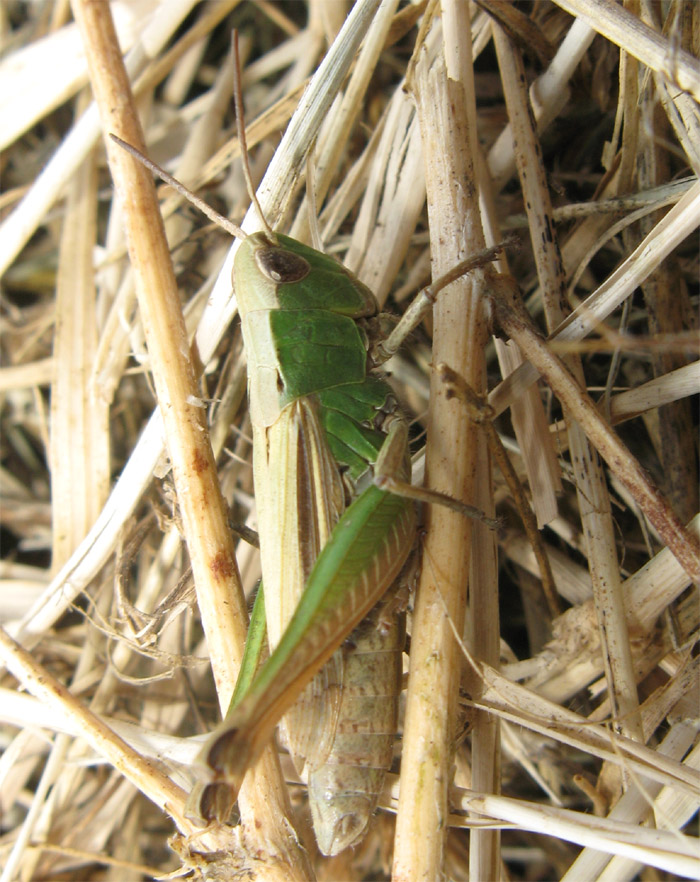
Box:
110 135 248 242
231 31 275 239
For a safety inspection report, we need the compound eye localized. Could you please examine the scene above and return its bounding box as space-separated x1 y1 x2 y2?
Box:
256 247 310 283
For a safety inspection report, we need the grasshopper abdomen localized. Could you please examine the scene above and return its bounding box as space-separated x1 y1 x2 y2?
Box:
307 605 405 855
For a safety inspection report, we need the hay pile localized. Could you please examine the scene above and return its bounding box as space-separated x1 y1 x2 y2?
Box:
1 1 698 880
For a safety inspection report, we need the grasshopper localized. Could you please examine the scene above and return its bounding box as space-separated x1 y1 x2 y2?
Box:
192 225 500 854
190 223 502 853
198 217 418 854
113 39 502 854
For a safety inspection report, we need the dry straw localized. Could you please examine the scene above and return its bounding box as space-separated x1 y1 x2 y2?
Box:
0 1 698 880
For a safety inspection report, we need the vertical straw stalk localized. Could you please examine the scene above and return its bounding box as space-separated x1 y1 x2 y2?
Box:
394 4 500 879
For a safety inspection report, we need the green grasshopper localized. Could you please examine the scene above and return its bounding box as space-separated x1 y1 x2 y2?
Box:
188 227 502 854
113 44 502 853
192 224 501 853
